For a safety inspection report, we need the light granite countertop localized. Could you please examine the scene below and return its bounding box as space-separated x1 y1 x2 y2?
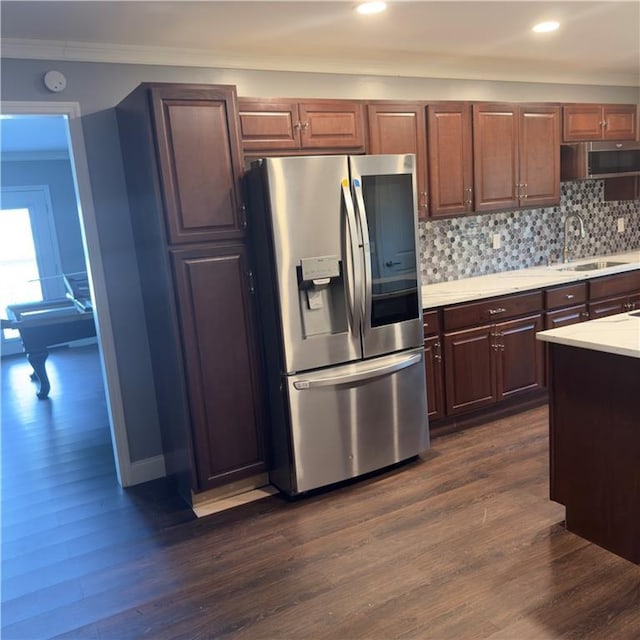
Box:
421 250 640 310
536 310 640 358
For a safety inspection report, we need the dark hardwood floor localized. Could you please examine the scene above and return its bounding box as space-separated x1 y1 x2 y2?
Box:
2 346 640 639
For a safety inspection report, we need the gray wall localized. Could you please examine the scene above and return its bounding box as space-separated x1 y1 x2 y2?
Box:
1 56 638 467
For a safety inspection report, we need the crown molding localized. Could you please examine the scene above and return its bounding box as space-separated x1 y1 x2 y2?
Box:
2 37 638 88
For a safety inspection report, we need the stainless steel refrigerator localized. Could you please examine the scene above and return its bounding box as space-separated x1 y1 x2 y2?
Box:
246 154 429 495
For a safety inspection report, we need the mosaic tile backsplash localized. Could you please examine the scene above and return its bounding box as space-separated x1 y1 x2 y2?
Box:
419 180 640 284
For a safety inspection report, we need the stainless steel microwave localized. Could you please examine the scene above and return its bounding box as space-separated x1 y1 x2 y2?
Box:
561 141 640 180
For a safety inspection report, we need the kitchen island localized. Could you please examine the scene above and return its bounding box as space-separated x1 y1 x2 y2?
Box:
537 311 640 564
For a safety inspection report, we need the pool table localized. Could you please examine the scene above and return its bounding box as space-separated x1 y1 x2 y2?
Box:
2 299 96 399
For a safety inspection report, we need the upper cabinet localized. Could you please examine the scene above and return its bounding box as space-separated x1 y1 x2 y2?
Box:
563 104 637 142
238 98 366 154
473 103 560 212
149 85 246 244
367 102 429 218
427 102 473 218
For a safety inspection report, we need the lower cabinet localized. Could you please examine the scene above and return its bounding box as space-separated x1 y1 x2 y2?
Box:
423 310 445 421
442 290 544 416
443 313 544 416
171 243 267 490
588 271 640 319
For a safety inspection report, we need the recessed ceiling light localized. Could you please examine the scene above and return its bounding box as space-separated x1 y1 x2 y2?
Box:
356 2 387 15
532 21 560 33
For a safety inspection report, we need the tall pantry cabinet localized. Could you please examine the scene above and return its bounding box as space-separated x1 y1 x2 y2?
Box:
116 84 267 499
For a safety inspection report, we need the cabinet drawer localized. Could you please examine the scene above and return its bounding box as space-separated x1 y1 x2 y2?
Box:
589 270 640 300
545 282 587 310
423 310 441 336
443 291 543 331
545 304 587 329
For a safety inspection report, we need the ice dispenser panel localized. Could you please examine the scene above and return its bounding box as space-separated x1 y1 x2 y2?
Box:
297 256 347 337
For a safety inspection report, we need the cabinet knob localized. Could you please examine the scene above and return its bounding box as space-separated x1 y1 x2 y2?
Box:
488 307 506 315
565 294 575 300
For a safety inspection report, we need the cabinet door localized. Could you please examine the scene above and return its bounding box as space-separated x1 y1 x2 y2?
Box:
495 314 544 401
519 106 560 208
237 99 301 151
299 101 365 151
427 102 473 218
368 103 429 218
151 85 245 244
602 105 637 141
444 325 496 415
171 244 267 490
424 336 445 421
563 105 603 141
472 103 519 212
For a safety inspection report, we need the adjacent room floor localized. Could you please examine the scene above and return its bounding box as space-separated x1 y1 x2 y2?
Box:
2 346 639 639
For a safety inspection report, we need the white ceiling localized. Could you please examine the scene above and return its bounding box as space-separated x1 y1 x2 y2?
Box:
1 1 639 87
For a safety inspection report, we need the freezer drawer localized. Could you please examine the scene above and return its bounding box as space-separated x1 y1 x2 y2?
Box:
280 347 429 494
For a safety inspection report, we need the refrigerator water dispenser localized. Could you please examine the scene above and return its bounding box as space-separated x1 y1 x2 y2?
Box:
297 256 346 337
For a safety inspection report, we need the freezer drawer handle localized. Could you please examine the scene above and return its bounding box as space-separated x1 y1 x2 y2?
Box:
293 353 422 390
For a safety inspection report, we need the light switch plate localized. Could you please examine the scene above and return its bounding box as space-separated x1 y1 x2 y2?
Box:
617 217 625 233
492 233 501 249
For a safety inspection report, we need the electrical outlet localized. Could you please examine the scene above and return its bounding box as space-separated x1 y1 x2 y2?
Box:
492 233 501 249
617 217 625 233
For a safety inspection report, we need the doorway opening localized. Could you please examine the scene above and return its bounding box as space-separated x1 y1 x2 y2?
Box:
0 105 129 485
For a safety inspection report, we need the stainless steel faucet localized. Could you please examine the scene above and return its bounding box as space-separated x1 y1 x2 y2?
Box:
562 212 586 263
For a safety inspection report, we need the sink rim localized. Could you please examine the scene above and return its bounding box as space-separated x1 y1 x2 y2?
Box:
553 260 629 272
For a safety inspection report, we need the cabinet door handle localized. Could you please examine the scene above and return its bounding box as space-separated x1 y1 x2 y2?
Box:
488 307 506 315
301 121 309 130
565 294 575 300
239 203 247 229
434 341 442 362
293 122 301 131
580 311 590 320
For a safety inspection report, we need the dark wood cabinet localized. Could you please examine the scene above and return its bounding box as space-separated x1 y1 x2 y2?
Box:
117 83 267 498
588 270 640 317
368 102 428 218
423 310 444 421
238 98 365 154
472 103 560 212
150 85 246 243
544 282 589 329
495 315 544 400
171 245 266 487
518 105 561 208
427 102 473 218
563 104 637 142
604 176 640 201
444 325 496 415
472 103 518 212
442 291 544 416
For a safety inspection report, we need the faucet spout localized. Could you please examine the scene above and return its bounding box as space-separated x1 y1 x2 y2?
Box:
562 212 586 263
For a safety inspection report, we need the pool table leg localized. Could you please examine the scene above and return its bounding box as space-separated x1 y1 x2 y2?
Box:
27 350 51 399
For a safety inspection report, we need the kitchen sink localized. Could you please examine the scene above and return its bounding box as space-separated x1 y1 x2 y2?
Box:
559 260 627 272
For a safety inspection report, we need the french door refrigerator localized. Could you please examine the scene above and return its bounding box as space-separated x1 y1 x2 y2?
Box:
246 154 429 495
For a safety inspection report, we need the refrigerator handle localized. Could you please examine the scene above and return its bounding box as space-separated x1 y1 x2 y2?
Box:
341 180 363 337
293 352 422 389
352 179 372 333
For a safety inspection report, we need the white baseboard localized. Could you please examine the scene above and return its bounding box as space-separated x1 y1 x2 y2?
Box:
125 454 167 486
